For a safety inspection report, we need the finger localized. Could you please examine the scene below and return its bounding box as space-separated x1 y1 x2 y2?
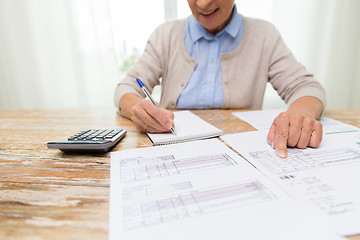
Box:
143 112 170 132
141 123 157 133
141 102 174 132
132 114 159 133
133 101 169 132
151 105 175 131
296 117 314 149
132 115 148 132
131 114 143 129
274 112 290 158
267 123 276 148
308 121 323 148
143 122 148 132
287 114 303 147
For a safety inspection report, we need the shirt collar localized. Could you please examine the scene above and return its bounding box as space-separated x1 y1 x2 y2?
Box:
188 4 242 42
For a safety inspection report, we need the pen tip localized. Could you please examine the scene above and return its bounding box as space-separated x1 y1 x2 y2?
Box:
171 127 176 134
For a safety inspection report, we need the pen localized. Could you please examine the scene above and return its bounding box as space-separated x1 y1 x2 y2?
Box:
136 78 175 133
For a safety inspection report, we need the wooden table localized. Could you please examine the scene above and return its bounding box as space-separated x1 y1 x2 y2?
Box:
1 109 359 240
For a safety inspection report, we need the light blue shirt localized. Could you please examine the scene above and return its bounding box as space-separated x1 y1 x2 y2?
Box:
176 5 244 109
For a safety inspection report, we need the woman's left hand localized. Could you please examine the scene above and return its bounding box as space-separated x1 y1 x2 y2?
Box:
267 111 323 158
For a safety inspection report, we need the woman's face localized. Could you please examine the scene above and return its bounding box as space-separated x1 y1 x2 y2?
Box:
187 0 235 35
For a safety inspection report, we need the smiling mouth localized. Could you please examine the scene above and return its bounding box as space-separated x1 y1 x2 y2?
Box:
201 8 218 16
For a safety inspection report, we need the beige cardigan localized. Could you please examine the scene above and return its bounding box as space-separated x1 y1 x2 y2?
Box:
114 17 325 110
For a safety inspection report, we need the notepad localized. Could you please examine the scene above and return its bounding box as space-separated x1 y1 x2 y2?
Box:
147 110 223 145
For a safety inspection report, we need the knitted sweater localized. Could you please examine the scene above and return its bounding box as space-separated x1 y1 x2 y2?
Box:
114 17 325 110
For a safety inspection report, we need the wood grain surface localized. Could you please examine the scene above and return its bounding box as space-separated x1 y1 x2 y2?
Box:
0 109 359 240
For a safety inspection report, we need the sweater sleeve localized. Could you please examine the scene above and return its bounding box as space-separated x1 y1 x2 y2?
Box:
266 25 326 109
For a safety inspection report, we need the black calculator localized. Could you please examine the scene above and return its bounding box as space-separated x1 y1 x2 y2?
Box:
47 129 127 153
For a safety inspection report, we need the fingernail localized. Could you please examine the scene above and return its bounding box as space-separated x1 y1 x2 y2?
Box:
277 150 287 158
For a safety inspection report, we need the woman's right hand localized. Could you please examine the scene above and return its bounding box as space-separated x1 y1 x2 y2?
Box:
131 99 175 133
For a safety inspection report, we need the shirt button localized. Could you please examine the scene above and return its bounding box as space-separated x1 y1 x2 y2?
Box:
181 83 185 87
210 58 214 63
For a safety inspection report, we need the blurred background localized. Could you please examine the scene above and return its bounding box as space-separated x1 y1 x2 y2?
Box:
0 0 359 110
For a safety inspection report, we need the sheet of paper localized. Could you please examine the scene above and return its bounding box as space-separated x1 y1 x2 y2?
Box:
109 139 344 240
342 131 360 146
233 109 360 134
147 110 223 145
221 131 360 236
233 109 283 130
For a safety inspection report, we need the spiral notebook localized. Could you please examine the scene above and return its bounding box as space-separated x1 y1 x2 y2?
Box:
147 110 223 145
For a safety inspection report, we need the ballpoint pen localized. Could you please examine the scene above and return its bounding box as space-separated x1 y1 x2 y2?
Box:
136 78 175 133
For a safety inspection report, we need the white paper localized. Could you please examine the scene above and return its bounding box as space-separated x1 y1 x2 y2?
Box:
147 110 223 145
233 109 283 130
233 109 360 134
221 131 360 236
109 139 344 240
